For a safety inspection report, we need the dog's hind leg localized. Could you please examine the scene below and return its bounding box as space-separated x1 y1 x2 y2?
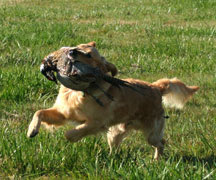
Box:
27 108 66 138
107 123 131 154
147 117 165 160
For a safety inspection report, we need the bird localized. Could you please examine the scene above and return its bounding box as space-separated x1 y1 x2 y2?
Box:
40 43 146 106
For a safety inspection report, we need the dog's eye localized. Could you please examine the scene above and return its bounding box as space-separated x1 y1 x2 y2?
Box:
69 49 78 57
69 49 92 59
85 53 91 58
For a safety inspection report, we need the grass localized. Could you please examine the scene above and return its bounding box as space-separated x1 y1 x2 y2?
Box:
0 0 216 179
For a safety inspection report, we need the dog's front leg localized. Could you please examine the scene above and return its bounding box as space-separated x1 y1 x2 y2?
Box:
27 108 66 138
107 123 132 154
65 123 106 142
27 110 42 138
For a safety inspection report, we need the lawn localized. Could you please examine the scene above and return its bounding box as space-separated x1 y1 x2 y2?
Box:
0 0 215 179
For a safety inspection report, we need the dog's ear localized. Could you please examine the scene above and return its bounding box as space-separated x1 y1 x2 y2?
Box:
87 41 96 47
101 56 118 76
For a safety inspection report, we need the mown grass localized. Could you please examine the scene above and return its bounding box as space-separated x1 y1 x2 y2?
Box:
0 0 216 179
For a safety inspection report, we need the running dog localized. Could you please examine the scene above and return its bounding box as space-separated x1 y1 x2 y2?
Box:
27 42 199 159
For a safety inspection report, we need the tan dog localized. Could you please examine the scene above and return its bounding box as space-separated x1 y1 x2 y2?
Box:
27 42 199 159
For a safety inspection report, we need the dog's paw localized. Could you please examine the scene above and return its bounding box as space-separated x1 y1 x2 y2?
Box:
27 128 39 138
27 117 41 138
27 122 40 138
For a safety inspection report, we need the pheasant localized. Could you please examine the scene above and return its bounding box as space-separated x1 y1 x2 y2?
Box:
40 43 145 105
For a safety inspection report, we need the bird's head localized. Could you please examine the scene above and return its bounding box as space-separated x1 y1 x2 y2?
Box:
40 55 58 84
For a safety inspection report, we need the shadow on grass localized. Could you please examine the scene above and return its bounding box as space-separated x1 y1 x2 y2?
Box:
171 154 216 168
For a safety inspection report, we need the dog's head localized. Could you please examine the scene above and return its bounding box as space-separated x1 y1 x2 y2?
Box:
40 42 118 89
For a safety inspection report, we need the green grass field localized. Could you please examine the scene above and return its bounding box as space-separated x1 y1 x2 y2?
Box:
0 0 215 179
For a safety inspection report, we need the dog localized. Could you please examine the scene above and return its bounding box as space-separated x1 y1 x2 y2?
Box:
27 42 199 159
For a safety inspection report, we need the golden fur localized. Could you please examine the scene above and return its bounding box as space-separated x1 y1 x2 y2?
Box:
27 42 199 159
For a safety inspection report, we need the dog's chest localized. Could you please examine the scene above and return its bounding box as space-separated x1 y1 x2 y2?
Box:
54 89 85 119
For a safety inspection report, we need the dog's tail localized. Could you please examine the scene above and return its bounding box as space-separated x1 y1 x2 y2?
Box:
152 78 199 109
